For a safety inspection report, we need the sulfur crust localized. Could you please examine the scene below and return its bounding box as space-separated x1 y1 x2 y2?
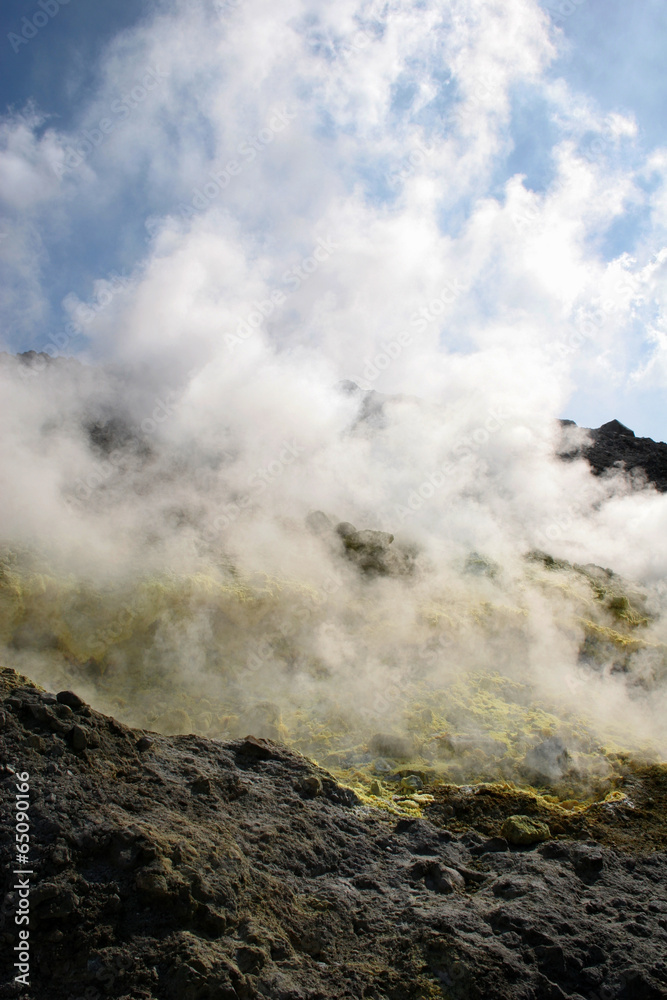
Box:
0 547 664 812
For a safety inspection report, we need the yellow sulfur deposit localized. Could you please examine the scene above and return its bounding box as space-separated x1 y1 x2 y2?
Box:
0 544 664 811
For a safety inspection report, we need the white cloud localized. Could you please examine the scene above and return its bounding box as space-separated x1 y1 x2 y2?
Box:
0 109 68 208
1 0 666 497
2 0 667 762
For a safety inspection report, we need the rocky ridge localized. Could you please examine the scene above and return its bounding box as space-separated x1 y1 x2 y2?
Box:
559 418 667 492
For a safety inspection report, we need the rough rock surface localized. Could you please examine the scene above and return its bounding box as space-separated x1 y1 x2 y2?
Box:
559 418 667 492
306 511 417 577
1 668 667 1000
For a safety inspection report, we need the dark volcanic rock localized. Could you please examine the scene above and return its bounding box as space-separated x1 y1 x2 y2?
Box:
335 519 414 576
559 418 667 491
306 511 418 577
1 667 666 1000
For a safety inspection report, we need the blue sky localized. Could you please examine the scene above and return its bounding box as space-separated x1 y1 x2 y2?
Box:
1 2 154 122
540 0 667 436
1 0 667 439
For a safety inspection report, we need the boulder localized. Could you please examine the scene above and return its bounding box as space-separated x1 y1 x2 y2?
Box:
501 814 551 846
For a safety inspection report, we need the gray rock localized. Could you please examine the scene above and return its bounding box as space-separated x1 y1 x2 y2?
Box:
412 861 465 894
71 724 89 751
57 690 85 710
300 775 323 798
25 733 46 752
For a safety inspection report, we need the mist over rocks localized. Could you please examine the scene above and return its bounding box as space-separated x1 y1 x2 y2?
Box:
559 418 667 492
306 510 418 578
3 0 667 994
1 351 667 783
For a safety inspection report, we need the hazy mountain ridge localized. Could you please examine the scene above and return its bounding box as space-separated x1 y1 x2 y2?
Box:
559 418 667 493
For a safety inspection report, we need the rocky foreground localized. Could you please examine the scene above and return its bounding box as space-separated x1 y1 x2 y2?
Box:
1 669 667 1000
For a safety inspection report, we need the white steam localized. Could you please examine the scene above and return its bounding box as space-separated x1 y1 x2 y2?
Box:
1 0 666 784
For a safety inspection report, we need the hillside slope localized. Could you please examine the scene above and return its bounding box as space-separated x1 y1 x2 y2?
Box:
1 668 666 1000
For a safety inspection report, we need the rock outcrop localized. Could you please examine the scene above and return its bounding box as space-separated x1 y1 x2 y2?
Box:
306 511 418 577
2 668 666 1000
559 418 667 492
